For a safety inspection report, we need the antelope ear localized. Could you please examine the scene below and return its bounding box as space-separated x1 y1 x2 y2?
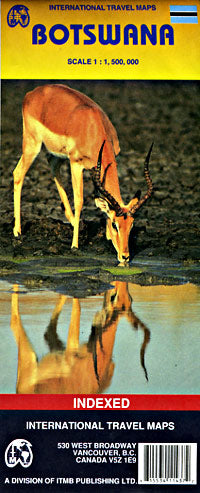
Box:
127 196 139 210
95 198 110 214
134 189 141 200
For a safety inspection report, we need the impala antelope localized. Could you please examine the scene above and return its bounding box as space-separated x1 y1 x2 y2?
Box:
13 84 153 262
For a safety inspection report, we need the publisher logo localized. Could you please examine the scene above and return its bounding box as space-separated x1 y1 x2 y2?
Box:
5 439 33 468
7 5 30 28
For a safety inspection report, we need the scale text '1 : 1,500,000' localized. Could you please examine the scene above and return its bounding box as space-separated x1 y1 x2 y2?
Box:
67 58 140 65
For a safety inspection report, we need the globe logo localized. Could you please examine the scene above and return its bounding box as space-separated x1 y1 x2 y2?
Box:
5 439 33 468
7 5 30 28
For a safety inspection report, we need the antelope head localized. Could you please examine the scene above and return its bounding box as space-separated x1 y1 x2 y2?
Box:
93 142 153 264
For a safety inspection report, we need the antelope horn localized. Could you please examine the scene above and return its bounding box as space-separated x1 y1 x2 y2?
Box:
129 142 154 216
101 162 112 187
92 140 124 216
127 310 150 382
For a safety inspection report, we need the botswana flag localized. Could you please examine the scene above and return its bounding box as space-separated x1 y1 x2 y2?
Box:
170 5 198 23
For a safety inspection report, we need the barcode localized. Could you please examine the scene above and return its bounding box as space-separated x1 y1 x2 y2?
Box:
138 443 197 485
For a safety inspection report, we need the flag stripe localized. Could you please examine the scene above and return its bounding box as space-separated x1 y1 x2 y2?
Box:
170 5 197 12
170 15 198 23
170 11 197 15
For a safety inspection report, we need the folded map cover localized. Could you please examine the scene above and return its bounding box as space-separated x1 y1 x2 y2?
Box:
0 0 199 490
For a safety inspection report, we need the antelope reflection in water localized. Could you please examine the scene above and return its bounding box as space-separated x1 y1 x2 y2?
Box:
10 282 150 394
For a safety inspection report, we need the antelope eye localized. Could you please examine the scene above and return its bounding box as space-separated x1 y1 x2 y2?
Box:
112 222 118 231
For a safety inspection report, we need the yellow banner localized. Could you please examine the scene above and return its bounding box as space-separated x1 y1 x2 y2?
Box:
1 0 200 79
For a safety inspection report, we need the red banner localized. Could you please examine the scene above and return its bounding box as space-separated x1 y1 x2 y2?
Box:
0 395 199 411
